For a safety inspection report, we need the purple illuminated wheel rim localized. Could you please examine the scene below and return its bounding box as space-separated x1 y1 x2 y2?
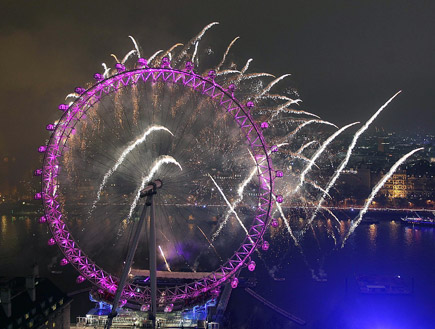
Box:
41 67 274 306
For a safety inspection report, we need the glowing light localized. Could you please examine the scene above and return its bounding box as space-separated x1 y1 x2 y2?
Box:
102 63 110 78
121 50 137 64
128 35 141 58
128 156 182 220
296 140 316 154
91 126 173 212
208 174 251 240
310 91 401 225
159 245 172 272
294 122 359 194
216 36 240 71
257 74 291 98
342 147 423 247
147 50 163 64
175 22 219 63
192 42 199 63
110 54 120 63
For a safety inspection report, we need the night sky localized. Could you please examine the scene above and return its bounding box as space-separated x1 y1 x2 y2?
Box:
1 0 434 182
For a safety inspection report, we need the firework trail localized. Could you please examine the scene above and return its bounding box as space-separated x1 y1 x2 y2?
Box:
91 126 173 212
159 245 172 272
237 58 253 76
216 70 241 76
192 42 199 64
207 174 252 241
196 225 222 262
274 199 299 246
321 206 340 226
128 156 182 220
309 91 402 225
102 63 110 78
269 104 315 121
282 119 338 141
294 122 359 194
256 74 292 98
147 50 164 65
65 93 79 100
296 141 316 154
216 36 240 71
341 147 424 247
211 166 257 241
239 73 275 82
121 50 137 64
111 54 120 63
175 22 219 63
160 43 184 60
259 94 298 102
305 179 331 197
212 143 290 241
128 36 141 58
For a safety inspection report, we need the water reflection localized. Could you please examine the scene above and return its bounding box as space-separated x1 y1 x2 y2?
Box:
389 220 399 241
1 215 7 236
368 224 377 250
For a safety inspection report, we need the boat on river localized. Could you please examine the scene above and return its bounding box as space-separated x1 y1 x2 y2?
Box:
401 214 435 226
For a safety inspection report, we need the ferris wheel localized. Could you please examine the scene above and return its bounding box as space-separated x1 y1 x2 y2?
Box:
35 52 277 316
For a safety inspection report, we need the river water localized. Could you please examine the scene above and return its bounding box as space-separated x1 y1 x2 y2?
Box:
1 209 434 328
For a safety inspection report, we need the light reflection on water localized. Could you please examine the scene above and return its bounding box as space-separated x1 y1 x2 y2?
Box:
368 223 377 250
1 215 6 233
1 210 435 327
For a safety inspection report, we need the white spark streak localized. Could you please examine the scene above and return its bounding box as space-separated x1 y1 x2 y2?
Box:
257 74 291 97
161 43 184 59
102 63 110 78
269 99 317 120
128 36 141 58
285 119 338 139
92 126 173 212
148 50 163 64
275 200 300 246
239 73 275 81
211 166 256 241
296 141 316 154
159 245 172 272
216 69 241 76
240 58 253 74
128 156 182 220
310 91 402 225
175 22 219 62
321 206 340 225
65 93 79 100
208 174 252 242
216 36 240 71
192 42 199 63
306 179 331 197
121 50 137 64
110 54 120 63
342 147 423 247
294 122 359 194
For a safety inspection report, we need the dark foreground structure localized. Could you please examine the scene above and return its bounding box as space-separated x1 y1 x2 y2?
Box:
0 275 72 329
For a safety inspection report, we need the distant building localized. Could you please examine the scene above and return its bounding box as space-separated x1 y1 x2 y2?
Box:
381 170 407 198
379 170 434 201
0 272 72 329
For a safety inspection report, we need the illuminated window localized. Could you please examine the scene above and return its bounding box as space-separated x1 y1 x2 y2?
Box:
51 304 57 311
25 314 29 320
